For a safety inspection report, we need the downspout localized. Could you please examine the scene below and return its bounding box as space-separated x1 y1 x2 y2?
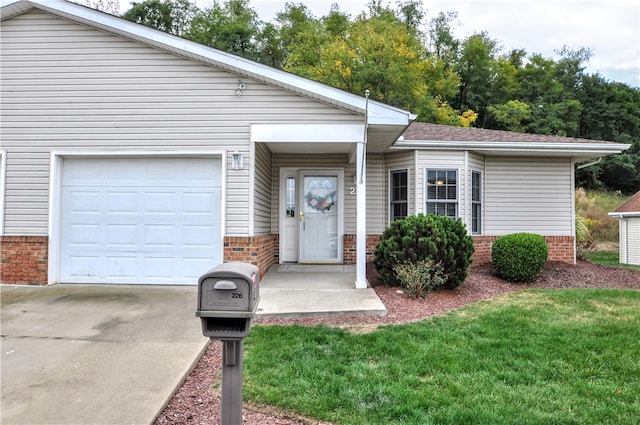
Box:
355 90 370 289
576 157 602 170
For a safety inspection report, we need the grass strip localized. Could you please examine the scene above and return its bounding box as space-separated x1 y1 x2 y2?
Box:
244 289 640 425
586 250 640 271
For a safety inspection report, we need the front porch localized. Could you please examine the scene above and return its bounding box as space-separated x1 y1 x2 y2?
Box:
255 264 387 319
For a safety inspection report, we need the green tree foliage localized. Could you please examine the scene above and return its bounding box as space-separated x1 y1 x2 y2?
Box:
487 100 531 132
454 32 499 125
284 6 469 125
123 0 198 36
120 0 639 192
427 11 459 64
576 75 640 192
186 0 263 61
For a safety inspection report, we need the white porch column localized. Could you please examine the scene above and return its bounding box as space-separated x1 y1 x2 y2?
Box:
355 140 368 288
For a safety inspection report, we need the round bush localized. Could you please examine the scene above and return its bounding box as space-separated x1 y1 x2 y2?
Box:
373 214 475 289
491 233 548 282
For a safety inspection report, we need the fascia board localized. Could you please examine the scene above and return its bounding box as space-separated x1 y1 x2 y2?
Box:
391 140 631 155
608 212 640 217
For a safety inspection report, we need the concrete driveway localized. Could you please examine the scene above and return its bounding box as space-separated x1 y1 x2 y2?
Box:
1 284 208 425
1 266 386 424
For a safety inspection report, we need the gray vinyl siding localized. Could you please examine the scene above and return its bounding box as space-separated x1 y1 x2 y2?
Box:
468 152 485 234
0 11 361 236
484 157 573 235
270 154 354 233
366 154 385 234
620 217 640 265
384 151 415 225
253 143 272 235
619 219 627 264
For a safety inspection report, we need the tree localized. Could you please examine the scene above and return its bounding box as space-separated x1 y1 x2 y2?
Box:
454 32 500 126
576 75 640 192
122 0 199 36
71 0 120 14
427 11 459 65
284 12 469 125
487 100 531 131
186 0 264 61
515 54 583 136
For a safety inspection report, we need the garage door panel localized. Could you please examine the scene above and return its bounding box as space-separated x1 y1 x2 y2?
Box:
183 225 217 248
61 157 222 284
144 192 178 215
143 224 179 248
66 190 106 214
106 256 137 281
105 224 137 247
143 257 178 280
183 191 218 215
107 191 139 214
182 258 214 279
67 256 102 279
66 226 102 250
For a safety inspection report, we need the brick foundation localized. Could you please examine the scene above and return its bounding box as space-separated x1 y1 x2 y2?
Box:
0 236 49 285
472 235 575 265
223 234 278 279
0 233 574 285
343 234 380 264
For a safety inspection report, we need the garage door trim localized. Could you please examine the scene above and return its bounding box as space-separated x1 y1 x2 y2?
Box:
48 150 227 285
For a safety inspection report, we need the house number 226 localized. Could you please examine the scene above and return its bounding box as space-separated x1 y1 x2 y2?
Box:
231 292 243 299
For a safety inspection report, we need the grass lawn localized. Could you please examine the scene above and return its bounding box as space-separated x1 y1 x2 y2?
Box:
244 289 640 425
586 250 640 272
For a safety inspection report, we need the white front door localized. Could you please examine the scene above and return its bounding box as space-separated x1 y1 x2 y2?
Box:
298 170 343 263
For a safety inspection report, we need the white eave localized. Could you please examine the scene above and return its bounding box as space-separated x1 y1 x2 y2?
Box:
391 140 631 160
0 0 415 127
608 212 640 218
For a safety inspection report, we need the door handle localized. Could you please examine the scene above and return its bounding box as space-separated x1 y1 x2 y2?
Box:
299 211 304 222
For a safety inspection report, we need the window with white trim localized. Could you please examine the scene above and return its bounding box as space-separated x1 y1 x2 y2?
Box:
426 169 458 219
390 169 408 222
471 170 482 234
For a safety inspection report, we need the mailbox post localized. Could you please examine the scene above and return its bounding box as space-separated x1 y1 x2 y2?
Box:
196 262 260 425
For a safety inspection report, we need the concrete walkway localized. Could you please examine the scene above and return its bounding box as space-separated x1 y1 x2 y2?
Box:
1 265 386 425
256 264 387 318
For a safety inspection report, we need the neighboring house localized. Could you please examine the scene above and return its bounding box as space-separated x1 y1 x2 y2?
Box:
0 0 630 287
609 191 640 266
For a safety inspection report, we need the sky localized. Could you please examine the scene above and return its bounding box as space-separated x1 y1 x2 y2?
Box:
115 0 640 87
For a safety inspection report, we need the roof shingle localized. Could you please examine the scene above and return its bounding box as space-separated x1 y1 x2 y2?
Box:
403 122 619 145
613 191 640 213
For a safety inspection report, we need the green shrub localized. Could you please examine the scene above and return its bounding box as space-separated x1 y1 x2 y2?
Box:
373 214 475 289
491 233 548 282
393 259 445 299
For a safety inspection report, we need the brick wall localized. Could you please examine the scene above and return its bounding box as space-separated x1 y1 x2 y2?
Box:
343 234 381 264
0 233 574 285
472 235 575 265
0 236 48 285
223 234 278 279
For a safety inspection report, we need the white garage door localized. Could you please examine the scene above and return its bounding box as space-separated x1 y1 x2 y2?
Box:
60 157 222 284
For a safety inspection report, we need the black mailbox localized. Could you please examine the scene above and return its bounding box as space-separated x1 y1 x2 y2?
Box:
196 262 260 339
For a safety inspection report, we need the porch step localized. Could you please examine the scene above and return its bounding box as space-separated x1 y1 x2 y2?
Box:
255 265 387 319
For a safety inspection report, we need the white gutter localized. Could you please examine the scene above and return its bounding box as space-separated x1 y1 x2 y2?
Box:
608 212 640 218
391 140 631 154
